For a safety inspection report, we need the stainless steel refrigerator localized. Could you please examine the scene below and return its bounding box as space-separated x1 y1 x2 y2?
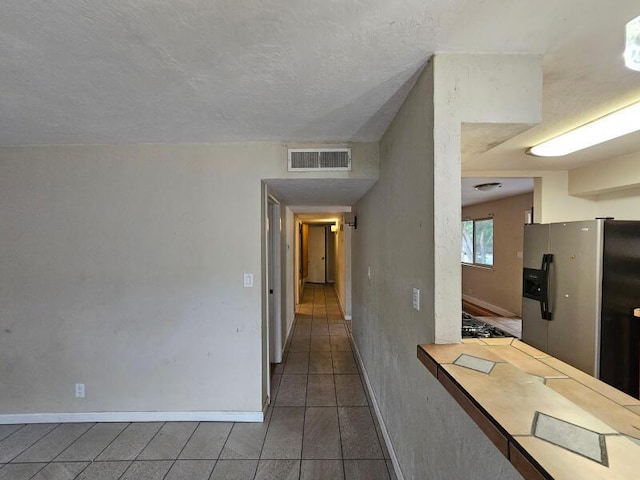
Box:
522 219 640 398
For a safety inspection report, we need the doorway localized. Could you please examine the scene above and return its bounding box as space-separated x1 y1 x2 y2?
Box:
307 225 326 283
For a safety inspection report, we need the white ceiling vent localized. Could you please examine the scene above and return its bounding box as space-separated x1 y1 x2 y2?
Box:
288 148 351 172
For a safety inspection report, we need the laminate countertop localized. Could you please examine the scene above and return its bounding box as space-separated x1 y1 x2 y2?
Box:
417 338 640 480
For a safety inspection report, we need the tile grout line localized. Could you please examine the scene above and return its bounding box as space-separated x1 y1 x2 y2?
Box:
7 422 62 464
0 424 27 444
51 422 98 463
299 366 310 479
300 302 310 477
57 422 132 479
24 462 48 480
91 422 132 464
116 421 166 480
159 421 204 480
326 284 347 478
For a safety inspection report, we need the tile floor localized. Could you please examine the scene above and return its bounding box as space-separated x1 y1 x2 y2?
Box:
0 284 395 480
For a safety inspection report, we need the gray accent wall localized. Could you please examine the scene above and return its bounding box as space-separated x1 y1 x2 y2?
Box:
352 60 525 479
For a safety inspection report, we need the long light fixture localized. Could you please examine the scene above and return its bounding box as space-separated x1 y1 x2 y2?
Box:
527 100 640 157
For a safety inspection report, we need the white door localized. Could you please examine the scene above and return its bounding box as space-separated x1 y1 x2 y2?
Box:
308 226 326 283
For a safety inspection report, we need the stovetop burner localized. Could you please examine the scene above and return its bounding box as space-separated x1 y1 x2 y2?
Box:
462 312 513 338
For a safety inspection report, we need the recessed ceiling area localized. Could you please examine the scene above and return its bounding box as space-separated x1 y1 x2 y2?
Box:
462 177 534 207
265 178 378 206
294 211 344 225
461 123 535 165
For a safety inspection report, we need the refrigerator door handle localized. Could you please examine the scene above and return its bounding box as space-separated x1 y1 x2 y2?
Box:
540 253 554 320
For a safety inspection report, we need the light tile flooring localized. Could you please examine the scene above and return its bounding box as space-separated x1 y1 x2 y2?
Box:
0 284 395 480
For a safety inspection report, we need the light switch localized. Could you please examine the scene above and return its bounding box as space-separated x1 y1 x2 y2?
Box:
243 273 253 288
517 251 523 259
413 288 420 311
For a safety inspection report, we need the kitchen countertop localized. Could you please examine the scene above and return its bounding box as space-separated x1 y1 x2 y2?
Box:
417 338 640 479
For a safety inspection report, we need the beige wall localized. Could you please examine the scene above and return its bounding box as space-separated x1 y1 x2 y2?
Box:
334 218 352 319
593 187 640 219
569 151 640 196
462 192 533 316
326 226 336 283
0 142 377 419
534 170 640 223
466 164 640 224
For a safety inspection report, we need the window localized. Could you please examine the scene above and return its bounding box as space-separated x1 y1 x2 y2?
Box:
461 220 473 263
461 218 494 266
625 15 640 71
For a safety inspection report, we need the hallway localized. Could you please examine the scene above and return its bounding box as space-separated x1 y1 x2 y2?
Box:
0 284 395 480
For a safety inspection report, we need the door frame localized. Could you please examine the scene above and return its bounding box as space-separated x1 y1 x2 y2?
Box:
267 196 283 365
307 225 327 283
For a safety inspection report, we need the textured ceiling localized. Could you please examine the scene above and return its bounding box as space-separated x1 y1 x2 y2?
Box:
2 0 640 155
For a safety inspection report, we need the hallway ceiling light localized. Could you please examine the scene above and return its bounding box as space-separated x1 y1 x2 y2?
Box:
527 100 640 157
474 182 502 191
625 15 640 71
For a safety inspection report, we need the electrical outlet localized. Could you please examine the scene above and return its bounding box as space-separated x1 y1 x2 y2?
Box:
412 288 420 311
75 383 85 398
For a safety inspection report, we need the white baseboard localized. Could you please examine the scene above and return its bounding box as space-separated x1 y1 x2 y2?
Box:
0 410 264 425
333 284 351 321
462 294 517 318
351 340 404 480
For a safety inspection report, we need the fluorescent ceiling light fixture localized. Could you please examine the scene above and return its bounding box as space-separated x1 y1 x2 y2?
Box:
527 100 640 157
625 15 640 71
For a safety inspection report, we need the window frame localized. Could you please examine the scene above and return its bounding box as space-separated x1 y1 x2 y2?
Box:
461 217 494 268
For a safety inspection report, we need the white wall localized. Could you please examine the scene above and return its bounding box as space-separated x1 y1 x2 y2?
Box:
281 207 296 347
0 142 378 419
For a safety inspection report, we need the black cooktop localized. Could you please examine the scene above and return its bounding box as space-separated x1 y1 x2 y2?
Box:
462 312 513 338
